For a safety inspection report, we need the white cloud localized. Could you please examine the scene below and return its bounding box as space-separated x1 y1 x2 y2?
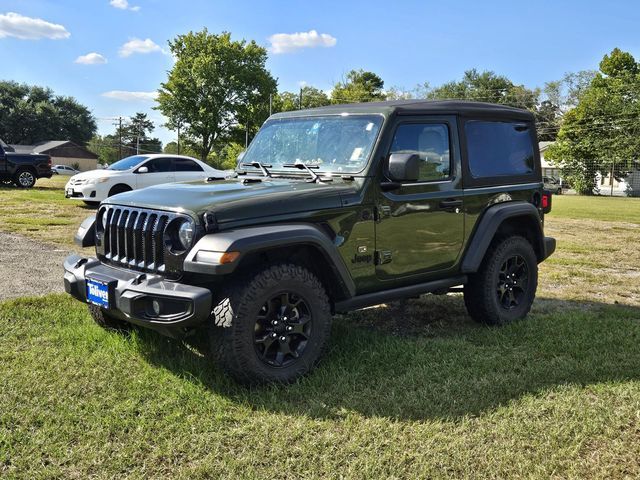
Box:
110 0 140 11
268 30 336 54
102 90 157 102
0 12 70 40
118 37 163 57
75 52 107 65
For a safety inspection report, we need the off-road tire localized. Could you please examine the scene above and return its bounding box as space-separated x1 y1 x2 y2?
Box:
88 304 131 332
209 263 332 385
464 236 538 325
14 168 36 188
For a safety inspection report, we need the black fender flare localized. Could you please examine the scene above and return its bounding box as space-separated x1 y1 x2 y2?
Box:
183 223 356 298
461 202 545 273
74 214 96 247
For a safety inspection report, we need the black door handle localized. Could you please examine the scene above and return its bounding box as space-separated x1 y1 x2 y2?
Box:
439 199 463 210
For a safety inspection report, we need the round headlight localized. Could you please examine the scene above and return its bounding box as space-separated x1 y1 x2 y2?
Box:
178 220 195 249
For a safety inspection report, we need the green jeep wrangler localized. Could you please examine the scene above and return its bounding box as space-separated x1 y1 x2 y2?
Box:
64 100 556 384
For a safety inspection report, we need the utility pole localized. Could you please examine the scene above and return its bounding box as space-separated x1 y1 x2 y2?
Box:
118 117 123 160
177 123 181 155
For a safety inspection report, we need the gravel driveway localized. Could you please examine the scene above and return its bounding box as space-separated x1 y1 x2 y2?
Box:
0 232 73 301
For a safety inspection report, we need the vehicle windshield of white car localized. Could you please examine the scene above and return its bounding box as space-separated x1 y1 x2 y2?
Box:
107 155 149 171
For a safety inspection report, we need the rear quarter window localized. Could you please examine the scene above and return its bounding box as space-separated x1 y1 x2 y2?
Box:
465 121 534 178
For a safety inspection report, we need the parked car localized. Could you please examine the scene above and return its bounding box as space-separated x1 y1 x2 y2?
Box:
543 176 563 194
64 100 556 385
52 165 80 176
0 138 52 188
65 154 231 206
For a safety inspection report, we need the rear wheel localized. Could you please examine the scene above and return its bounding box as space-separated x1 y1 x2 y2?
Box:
14 169 36 188
209 263 332 384
464 236 538 325
88 304 131 332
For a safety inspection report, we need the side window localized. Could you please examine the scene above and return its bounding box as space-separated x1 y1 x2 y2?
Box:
389 123 450 181
465 121 534 178
145 157 172 173
174 158 203 172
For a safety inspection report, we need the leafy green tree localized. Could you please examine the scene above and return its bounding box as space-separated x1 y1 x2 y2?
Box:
427 69 540 110
163 141 199 158
87 134 119 165
546 48 640 194
273 86 330 112
0 81 96 145
156 30 277 161
331 69 386 103
119 112 162 154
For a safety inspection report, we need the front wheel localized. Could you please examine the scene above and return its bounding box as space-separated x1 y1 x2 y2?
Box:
209 263 332 384
464 236 538 325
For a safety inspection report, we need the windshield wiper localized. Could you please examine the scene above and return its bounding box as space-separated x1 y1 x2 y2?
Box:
241 161 272 177
283 162 332 183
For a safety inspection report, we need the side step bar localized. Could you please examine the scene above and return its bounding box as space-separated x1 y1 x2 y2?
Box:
334 275 467 313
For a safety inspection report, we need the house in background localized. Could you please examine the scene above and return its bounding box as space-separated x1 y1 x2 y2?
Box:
539 141 561 179
10 140 98 171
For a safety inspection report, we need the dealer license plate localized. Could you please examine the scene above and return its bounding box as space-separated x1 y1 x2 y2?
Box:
86 277 111 309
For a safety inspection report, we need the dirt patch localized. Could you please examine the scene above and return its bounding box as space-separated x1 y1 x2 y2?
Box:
0 232 72 301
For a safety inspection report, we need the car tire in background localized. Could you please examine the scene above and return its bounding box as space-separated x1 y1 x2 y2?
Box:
107 184 132 198
14 168 36 188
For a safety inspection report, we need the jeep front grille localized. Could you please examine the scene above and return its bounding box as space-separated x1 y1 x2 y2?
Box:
98 206 183 274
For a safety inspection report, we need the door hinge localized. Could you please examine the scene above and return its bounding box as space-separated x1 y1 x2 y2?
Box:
375 250 393 265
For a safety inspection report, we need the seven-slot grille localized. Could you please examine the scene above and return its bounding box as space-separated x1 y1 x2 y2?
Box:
98 206 182 273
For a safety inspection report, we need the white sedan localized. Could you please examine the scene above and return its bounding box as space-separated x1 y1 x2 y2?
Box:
65 154 231 206
52 165 80 175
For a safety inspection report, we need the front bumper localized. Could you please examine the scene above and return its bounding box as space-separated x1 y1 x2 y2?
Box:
63 254 212 336
65 183 106 201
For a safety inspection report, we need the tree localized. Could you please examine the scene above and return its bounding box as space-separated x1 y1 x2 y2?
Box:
163 141 199 158
546 48 640 194
427 69 540 110
87 134 119 165
273 85 330 112
0 80 96 145
156 30 277 161
331 69 386 103
119 112 162 155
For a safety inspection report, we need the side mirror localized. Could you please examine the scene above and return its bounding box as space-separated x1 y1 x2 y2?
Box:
136 166 149 174
387 153 420 182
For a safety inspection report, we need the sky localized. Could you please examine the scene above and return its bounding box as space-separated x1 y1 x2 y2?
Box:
1 0 640 146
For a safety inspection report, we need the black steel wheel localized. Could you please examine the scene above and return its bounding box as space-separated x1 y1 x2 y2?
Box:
209 263 332 384
464 236 538 325
253 292 312 368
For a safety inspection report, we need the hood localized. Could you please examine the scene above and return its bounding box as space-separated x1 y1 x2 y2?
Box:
71 169 124 180
105 177 358 224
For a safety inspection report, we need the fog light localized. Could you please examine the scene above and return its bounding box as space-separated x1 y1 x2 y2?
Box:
151 299 162 316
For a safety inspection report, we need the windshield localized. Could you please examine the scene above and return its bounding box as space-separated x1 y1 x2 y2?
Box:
241 115 383 174
107 155 149 171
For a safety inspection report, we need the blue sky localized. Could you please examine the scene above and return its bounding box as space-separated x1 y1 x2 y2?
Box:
1 0 640 145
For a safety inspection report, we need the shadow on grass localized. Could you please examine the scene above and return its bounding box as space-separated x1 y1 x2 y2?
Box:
136 295 640 421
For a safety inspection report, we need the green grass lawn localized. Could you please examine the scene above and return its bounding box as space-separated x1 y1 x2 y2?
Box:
1 185 640 477
550 194 640 224
2 295 640 478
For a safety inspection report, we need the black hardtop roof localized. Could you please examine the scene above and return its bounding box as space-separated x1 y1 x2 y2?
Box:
271 99 534 121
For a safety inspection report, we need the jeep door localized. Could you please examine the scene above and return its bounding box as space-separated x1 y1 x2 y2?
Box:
374 115 464 282
136 157 175 188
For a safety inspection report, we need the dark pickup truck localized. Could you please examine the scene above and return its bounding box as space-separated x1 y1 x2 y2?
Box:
0 139 52 188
